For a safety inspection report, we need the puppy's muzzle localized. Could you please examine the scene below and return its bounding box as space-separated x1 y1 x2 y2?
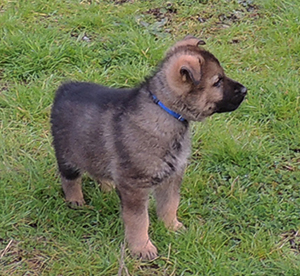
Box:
216 81 247 113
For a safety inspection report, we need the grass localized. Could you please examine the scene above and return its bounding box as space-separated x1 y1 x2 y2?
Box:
0 0 300 275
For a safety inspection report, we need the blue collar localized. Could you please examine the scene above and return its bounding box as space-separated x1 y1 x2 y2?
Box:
150 93 187 123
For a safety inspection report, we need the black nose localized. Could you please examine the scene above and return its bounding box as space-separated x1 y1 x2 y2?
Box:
240 86 247 96
235 85 247 96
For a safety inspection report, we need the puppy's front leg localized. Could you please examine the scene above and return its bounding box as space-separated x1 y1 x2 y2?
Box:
154 175 184 231
117 185 157 260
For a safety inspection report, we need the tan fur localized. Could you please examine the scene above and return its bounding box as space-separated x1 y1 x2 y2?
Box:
98 179 115 192
154 174 184 231
62 177 85 206
121 189 157 259
165 54 204 96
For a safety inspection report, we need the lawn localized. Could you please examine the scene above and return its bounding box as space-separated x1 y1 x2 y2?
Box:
0 0 300 275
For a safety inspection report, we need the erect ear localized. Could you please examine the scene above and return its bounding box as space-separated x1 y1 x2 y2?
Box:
166 54 204 95
170 36 206 50
178 55 203 86
183 35 206 46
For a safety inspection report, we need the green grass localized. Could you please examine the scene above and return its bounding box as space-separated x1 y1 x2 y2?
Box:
1 0 300 275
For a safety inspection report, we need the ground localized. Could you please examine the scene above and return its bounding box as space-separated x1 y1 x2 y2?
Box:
0 0 300 275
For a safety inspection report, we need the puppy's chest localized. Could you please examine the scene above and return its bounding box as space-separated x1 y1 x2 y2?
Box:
151 133 191 185
166 136 190 168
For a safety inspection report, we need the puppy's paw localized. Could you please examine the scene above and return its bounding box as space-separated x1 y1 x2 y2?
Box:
131 240 158 260
168 219 186 232
66 197 85 208
98 180 115 192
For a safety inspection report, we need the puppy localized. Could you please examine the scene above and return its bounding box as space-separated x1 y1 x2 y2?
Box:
50 36 247 260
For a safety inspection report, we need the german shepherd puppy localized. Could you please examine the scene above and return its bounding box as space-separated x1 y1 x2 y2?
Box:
51 36 247 260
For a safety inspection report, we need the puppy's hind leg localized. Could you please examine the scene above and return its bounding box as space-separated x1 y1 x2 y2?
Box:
58 162 85 206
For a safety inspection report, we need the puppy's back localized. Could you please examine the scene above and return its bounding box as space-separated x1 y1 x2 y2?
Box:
51 81 140 139
53 82 137 110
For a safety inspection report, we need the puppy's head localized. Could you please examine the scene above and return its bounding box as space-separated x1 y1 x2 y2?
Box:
163 36 247 121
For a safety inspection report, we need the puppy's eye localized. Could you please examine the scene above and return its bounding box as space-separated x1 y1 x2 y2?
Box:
213 77 223 87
